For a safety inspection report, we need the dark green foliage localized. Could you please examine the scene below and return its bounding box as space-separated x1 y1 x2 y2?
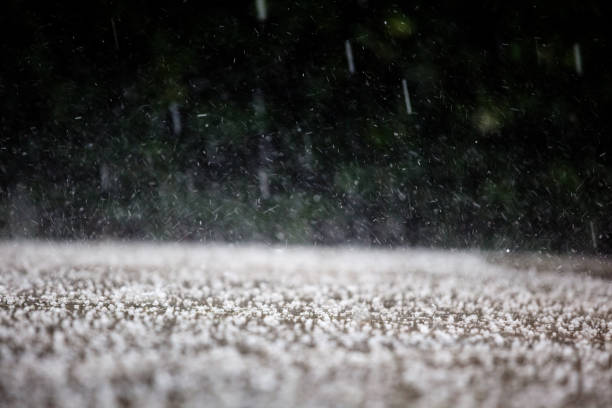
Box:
1 0 610 252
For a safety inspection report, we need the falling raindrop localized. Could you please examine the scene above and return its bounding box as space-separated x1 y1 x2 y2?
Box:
345 40 355 74
258 169 270 199
255 0 267 22
402 79 413 114
169 102 182 135
100 164 111 191
589 220 597 250
573 43 583 76
253 90 266 118
110 18 119 51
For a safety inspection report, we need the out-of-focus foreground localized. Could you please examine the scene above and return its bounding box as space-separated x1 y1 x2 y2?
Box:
0 242 610 407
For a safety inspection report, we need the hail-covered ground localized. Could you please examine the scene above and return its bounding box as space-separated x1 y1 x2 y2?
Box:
0 242 610 408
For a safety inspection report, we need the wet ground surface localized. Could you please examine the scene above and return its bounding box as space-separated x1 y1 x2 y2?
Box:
0 242 611 407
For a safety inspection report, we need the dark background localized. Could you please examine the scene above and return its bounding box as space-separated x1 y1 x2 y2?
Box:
1 0 611 253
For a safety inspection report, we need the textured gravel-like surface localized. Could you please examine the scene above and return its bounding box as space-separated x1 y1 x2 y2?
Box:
0 242 611 408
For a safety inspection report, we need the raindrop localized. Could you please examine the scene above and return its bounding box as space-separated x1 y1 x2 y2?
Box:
573 43 583 76
589 220 597 250
110 18 119 51
100 164 111 191
402 79 413 114
255 0 267 22
258 169 270 199
169 102 182 135
345 40 355 74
